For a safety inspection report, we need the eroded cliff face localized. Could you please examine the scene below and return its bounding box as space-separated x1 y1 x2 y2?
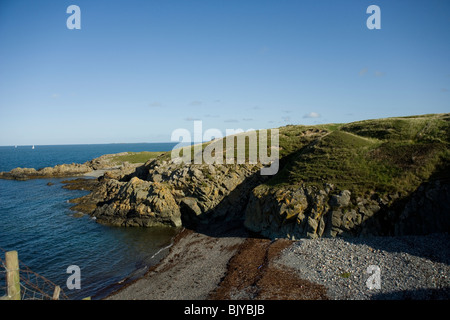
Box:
244 180 450 239
70 158 266 228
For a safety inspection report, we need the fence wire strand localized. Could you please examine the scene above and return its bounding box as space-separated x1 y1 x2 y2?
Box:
0 247 69 300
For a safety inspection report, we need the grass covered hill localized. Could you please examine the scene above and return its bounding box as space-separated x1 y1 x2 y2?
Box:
112 113 449 200
270 113 450 197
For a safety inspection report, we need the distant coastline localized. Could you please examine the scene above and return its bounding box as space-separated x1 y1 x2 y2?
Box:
0 142 178 173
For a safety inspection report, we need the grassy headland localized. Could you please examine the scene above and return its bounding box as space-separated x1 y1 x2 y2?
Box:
110 151 166 165
121 113 449 199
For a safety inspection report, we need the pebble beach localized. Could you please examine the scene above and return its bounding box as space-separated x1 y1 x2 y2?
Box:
276 233 450 300
107 228 450 300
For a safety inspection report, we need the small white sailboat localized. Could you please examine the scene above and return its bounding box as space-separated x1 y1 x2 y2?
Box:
32 145 35 149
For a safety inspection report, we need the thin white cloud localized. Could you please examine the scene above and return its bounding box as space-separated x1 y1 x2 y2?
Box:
374 71 385 77
242 118 253 121
149 102 162 107
224 119 239 123
303 112 321 119
359 68 368 76
189 101 203 106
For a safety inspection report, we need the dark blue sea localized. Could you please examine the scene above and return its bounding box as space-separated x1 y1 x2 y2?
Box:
0 143 178 300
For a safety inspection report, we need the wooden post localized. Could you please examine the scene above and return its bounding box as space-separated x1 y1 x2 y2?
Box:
5 251 20 300
52 285 61 300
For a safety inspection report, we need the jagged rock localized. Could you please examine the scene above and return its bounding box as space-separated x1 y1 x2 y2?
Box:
306 217 319 238
244 185 335 239
330 210 343 228
329 190 351 208
89 179 182 228
180 197 202 216
70 158 264 229
244 178 450 239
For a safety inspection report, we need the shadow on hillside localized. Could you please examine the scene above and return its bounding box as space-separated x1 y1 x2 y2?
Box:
179 168 268 239
177 144 313 239
178 164 450 265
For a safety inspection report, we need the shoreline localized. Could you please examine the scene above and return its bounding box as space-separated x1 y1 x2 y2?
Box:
105 227 450 300
0 151 138 181
105 221 330 300
101 227 189 299
91 229 181 300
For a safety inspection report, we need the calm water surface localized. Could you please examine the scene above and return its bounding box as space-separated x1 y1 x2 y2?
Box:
0 143 178 299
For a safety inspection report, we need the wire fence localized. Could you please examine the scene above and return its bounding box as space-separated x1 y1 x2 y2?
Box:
0 247 69 300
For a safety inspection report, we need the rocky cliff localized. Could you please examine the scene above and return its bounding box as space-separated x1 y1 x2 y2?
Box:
69 154 449 238
8 113 450 239
244 180 450 239
70 158 266 228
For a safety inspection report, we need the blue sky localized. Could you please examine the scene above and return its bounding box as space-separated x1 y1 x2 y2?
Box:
0 0 449 145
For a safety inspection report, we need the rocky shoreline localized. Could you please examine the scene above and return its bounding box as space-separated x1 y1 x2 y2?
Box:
4 152 448 239
57 153 449 240
0 152 136 180
106 226 449 300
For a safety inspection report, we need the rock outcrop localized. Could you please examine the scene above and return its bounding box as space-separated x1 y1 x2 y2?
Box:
70 158 266 228
0 152 131 180
0 163 93 180
69 154 450 238
244 180 450 239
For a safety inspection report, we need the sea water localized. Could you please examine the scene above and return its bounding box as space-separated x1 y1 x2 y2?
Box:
0 143 178 300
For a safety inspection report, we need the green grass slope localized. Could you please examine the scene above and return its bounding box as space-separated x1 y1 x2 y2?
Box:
268 113 450 197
